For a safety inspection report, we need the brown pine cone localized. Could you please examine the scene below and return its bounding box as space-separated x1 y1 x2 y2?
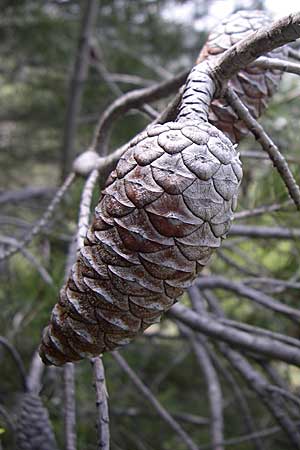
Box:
39 116 242 365
16 393 58 450
197 10 287 143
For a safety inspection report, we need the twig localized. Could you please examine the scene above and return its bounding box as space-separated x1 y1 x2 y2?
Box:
0 172 76 262
191 289 264 450
26 350 45 394
64 363 77 450
61 0 98 179
254 56 300 75
91 357 110 450
217 343 300 449
204 291 300 448
225 87 300 208
77 168 99 249
182 324 224 450
0 235 54 286
90 40 158 119
243 277 300 290
240 150 300 164
196 275 300 323
215 12 300 84
112 351 200 450
229 224 300 239
200 421 300 449
234 200 293 220
169 304 300 366
92 70 188 155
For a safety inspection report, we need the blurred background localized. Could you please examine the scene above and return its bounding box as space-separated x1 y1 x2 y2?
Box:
1 1 300 449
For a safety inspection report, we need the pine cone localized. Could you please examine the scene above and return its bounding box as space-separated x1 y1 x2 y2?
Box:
39 116 242 365
16 393 58 450
197 10 287 143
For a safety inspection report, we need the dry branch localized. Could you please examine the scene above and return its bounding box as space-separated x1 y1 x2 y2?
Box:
225 87 300 208
61 0 98 178
91 357 110 450
112 351 200 450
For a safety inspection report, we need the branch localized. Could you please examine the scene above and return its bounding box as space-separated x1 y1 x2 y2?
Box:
0 235 54 286
61 0 98 179
91 70 188 155
182 325 224 450
196 276 300 323
225 87 300 208
0 172 76 262
234 200 293 220
169 304 300 366
215 12 300 84
77 168 99 249
91 357 110 450
254 56 300 75
229 224 300 239
64 363 77 450
112 351 200 450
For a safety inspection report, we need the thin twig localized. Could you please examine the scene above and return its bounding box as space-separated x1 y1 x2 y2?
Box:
0 172 76 262
26 350 45 394
254 56 300 75
77 168 99 249
181 323 224 450
0 235 54 286
169 304 300 366
61 0 98 178
92 70 188 154
91 357 110 450
229 224 300 239
64 363 77 450
196 276 300 323
225 87 300 208
112 351 200 450
234 200 293 220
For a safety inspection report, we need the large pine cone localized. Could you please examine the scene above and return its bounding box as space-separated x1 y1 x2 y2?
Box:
16 393 58 450
39 120 242 365
197 10 287 143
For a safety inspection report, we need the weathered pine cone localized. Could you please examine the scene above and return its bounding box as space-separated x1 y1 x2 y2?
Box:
16 393 58 450
40 112 242 365
197 10 287 143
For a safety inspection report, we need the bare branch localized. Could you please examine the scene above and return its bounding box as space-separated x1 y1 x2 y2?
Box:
77 168 99 249
91 357 110 450
234 200 293 220
225 87 300 208
182 324 224 450
91 70 188 155
112 351 200 450
61 0 98 178
196 275 300 323
254 56 300 75
0 235 54 286
26 351 45 394
0 172 76 262
215 12 300 84
169 304 300 365
229 224 300 239
64 363 77 450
